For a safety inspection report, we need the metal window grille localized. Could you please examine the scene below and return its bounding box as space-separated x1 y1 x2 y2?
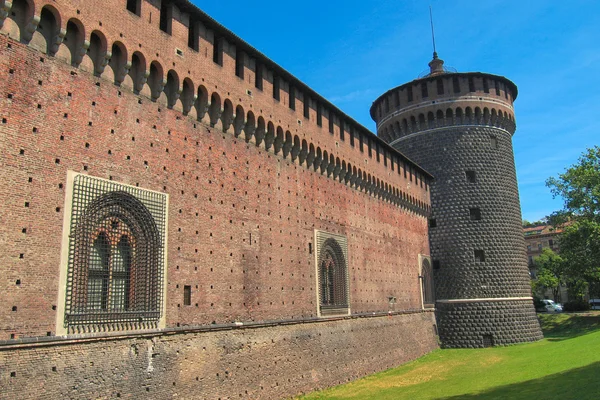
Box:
64 174 167 333
316 232 349 316
421 258 435 308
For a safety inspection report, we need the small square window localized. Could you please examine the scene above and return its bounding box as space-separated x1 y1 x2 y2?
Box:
183 286 191 306
474 250 485 262
490 136 498 149
470 208 482 221
465 170 476 183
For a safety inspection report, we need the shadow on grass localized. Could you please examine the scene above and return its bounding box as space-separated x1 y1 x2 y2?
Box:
540 313 600 341
440 361 600 400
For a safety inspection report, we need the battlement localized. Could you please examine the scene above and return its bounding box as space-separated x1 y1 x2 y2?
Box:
0 0 432 211
371 72 518 143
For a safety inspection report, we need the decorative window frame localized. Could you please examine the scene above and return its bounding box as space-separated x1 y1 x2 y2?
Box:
419 254 435 310
314 230 350 317
56 171 169 335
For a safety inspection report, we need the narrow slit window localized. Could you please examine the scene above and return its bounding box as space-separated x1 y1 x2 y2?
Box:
235 50 244 79
421 82 428 98
159 1 172 35
304 96 310 119
188 21 199 51
255 63 263 90
407 86 413 102
213 37 223 66
468 76 475 92
453 76 460 93
183 286 191 306
316 104 322 126
437 79 444 95
483 78 489 93
329 113 334 134
289 86 295 110
273 75 280 101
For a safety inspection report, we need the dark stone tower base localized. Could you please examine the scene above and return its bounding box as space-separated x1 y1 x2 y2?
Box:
370 56 543 347
436 300 543 348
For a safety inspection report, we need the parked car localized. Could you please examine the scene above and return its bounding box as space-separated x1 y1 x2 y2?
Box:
590 299 600 310
542 299 563 313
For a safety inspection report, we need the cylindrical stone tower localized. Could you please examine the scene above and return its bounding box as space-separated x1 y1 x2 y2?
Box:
371 54 543 348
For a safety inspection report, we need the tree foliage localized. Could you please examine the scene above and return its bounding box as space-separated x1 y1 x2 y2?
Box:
532 248 564 302
547 146 600 224
546 146 600 300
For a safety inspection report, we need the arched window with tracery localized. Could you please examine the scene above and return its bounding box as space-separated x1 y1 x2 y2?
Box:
316 233 349 316
421 257 435 308
61 173 168 334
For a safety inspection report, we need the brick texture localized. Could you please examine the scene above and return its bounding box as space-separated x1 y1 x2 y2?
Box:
0 0 437 397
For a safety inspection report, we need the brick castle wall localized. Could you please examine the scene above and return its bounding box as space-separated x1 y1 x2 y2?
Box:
0 0 438 397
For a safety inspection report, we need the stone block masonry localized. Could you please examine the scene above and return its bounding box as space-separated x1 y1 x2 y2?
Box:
0 312 438 399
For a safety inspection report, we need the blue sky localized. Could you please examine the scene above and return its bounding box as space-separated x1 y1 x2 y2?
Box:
194 0 599 222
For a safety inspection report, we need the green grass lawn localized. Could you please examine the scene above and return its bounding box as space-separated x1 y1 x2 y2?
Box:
299 312 600 400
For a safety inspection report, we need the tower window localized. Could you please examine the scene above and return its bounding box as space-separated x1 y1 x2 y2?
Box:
421 82 428 98
468 76 475 92
490 136 498 149
126 0 141 16
255 64 263 90
437 79 444 95
452 76 460 93
316 104 322 126
183 286 191 306
340 121 345 141
304 96 310 119
483 78 489 93
289 86 296 110
407 86 413 102
328 113 334 134
316 232 349 317
470 208 482 221
466 170 477 183
495 81 500 96
273 75 280 101
474 250 486 262
159 1 172 35
188 21 199 51
213 37 223 66
235 50 244 79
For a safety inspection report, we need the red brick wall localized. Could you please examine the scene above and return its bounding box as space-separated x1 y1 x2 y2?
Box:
0 10 430 339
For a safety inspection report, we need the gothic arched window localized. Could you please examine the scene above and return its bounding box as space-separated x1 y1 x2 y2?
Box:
61 173 167 334
421 258 435 308
316 233 349 316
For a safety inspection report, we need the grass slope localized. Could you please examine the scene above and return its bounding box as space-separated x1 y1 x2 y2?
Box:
299 313 600 400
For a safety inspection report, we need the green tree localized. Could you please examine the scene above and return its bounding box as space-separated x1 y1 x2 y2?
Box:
532 248 565 302
546 146 600 301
